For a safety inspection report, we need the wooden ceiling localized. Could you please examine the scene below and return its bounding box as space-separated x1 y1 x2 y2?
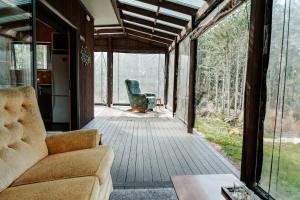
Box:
95 0 221 48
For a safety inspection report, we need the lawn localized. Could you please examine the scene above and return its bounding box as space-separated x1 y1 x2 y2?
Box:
194 116 243 163
194 116 300 199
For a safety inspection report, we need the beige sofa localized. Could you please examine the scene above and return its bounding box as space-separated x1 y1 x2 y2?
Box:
0 86 114 200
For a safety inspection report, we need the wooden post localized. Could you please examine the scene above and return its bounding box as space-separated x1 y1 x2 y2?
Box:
172 42 179 117
164 52 169 107
107 37 113 107
187 16 197 133
187 38 197 133
240 0 273 189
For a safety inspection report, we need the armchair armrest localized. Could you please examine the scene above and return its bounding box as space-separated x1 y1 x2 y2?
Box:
145 93 156 97
46 129 101 154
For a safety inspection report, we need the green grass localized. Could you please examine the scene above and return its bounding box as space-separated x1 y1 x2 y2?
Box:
194 117 243 163
194 116 300 199
261 143 300 200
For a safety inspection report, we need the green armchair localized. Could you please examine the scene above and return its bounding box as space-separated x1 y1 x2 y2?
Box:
125 79 156 112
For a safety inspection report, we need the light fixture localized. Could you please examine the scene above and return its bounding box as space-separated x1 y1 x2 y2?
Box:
86 14 91 22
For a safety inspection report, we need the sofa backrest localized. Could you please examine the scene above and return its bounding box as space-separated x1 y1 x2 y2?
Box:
0 86 48 192
125 79 141 95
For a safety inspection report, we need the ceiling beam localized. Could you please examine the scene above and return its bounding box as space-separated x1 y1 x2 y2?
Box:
95 28 123 34
125 29 172 45
111 0 125 32
126 34 168 48
123 22 176 40
136 0 198 16
122 13 181 34
118 2 189 26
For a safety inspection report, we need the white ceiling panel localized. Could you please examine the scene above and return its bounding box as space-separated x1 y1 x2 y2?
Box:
81 0 119 26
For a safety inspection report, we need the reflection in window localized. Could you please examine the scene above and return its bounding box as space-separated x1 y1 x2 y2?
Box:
36 44 50 69
113 53 165 104
0 0 33 88
176 35 190 122
259 0 300 199
167 50 175 110
94 52 107 104
194 2 250 168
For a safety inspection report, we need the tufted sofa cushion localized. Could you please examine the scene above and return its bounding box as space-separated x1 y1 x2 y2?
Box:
0 86 48 192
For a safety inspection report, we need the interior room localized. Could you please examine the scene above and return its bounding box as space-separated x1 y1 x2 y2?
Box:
0 0 299 200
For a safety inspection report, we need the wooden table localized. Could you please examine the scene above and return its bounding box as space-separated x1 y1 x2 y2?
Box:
172 174 241 200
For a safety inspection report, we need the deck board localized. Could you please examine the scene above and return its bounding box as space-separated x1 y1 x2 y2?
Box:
83 106 239 188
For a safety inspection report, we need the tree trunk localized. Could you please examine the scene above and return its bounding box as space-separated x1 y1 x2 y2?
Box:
234 43 241 115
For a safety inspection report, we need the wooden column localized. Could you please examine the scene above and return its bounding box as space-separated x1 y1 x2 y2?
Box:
107 37 113 107
187 38 197 133
172 42 179 116
240 0 273 189
164 52 169 107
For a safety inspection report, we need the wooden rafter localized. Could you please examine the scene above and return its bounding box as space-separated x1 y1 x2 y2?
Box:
125 29 172 45
136 0 198 16
111 0 125 32
122 14 181 34
124 22 176 40
126 34 168 48
0 4 31 18
118 2 188 26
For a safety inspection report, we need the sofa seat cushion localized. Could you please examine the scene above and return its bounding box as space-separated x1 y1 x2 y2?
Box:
12 145 114 187
0 176 100 200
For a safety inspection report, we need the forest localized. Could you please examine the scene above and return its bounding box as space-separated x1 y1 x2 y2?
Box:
194 0 299 199
194 2 250 164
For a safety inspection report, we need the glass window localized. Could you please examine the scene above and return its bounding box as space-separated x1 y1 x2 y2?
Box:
194 2 250 168
176 35 190 122
94 52 107 104
36 44 50 70
0 0 33 88
259 0 300 199
113 53 165 104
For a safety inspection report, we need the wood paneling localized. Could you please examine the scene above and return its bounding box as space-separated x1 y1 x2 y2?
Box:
36 20 53 42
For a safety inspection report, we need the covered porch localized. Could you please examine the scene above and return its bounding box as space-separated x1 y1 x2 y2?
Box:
84 106 238 189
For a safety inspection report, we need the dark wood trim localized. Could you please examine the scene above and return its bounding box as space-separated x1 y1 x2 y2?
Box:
107 37 113 107
118 2 189 26
172 41 179 116
136 0 198 15
125 29 172 45
122 14 181 34
164 52 169 106
124 22 176 41
94 24 121 28
241 0 273 189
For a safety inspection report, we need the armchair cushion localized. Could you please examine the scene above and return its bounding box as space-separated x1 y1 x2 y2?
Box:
12 145 114 187
1 177 100 200
46 129 100 154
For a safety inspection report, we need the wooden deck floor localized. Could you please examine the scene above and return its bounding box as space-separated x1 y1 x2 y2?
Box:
83 106 239 188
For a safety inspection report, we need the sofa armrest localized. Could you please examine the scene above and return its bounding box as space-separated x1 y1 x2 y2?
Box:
46 129 101 154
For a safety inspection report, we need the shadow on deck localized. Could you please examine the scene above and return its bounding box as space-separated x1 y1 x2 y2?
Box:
83 106 239 189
